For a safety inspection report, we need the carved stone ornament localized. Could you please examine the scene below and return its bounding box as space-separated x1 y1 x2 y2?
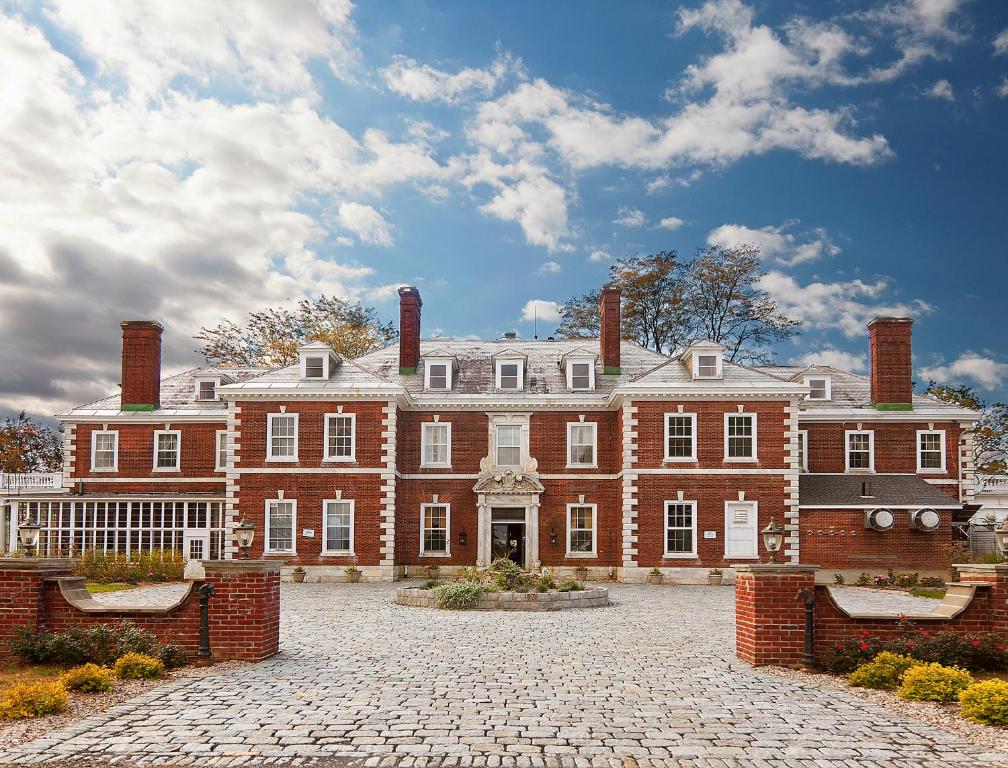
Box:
472 469 545 495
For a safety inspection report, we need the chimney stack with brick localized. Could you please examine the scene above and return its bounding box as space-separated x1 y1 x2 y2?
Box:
120 320 164 411
599 285 622 373
398 286 422 374
867 316 914 410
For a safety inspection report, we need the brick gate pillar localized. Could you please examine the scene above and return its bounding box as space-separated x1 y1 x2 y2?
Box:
0 558 75 660
956 564 1008 635
203 560 281 661
734 563 818 667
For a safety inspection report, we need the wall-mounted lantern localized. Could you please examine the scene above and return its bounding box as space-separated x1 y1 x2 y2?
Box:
458 527 468 547
549 527 558 547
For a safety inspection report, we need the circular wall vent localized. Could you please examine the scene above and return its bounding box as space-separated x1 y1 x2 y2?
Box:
865 508 895 531
910 508 941 532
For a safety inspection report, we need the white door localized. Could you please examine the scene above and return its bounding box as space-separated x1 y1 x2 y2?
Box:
183 530 210 562
725 502 758 558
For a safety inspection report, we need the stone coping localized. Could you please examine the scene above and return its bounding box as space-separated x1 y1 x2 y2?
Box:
47 576 197 615
0 557 78 571
732 564 820 574
203 559 280 575
821 582 984 621
395 586 609 611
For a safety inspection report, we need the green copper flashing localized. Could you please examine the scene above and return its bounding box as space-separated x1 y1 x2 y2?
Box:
603 366 621 375
873 402 913 411
120 403 156 412
399 366 417 375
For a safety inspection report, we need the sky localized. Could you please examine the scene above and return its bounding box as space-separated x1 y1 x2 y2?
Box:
1 0 1007 422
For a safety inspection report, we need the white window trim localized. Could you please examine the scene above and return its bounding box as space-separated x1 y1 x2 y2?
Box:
916 429 947 473
495 359 524 391
194 377 220 402
798 429 809 472
565 503 597 558
321 499 355 556
692 353 723 379
90 430 118 472
565 358 596 391
664 412 698 462
266 413 299 463
845 429 875 472
152 429 181 472
323 412 357 463
423 360 452 391
723 412 758 462
419 502 451 557
566 422 598 469
299 351 333 380
495 423 523 467
420 422 452 468
264 498 297 555
663 500 698 559
804 375 831 401
215 429 228 472
724 500 759 560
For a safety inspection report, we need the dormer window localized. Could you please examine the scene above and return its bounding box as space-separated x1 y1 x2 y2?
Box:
804 375 831 401
496 360 524 391
562 353 596 391
304 356 325 378
195 378 219 401
298 342 339 381
683 342 725 380
424 360 452 391
697 355 719 378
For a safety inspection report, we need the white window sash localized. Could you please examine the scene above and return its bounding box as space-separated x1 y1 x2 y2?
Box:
566 422 597 468
195 379 219 401
916 430 946 473
804 376 831 400
266 413 299 462
424 361 452 391
495 424 522 466
152 430 181 472
567 360 595 391
496 360 524 391
90 430 118 472
844 430 875 472
321 499 354 555
664 500 698 558
419 503 451 556
664 413 698 462
565 503 597 557
215 430 228 471
264 499 296 554
797 430 809 472
323 413 357 462
723 413 758 461
421 422 452 467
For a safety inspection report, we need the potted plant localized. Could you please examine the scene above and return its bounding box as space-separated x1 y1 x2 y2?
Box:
607 567 618 582
345 560 362 584
647 567 663 585
425 564 440 581
707 568 723 586
291 565 306 583
573 565 589 581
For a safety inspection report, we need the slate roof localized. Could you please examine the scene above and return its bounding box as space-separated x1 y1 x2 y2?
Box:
799 473 963 508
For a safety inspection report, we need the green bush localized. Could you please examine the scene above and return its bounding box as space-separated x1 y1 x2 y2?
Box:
158 643 188 669
74 550 184 584
898 663 973 702
114 652 165 680
825 631 1008 674
419 579 439 590
60 663 115 693
486 558 528 591
557 579 583 592
10 622 187 669
847 652 920 690
434 581 487 610
959 680 1008 726
0 681 68 720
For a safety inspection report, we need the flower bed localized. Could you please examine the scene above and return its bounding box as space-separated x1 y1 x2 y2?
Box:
395 586 609 611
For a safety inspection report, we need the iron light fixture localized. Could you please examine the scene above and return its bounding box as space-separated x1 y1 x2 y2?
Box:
17 517 41 557
458 527 468 547
761 518 784 563
235 518 255 559
550 527 558 547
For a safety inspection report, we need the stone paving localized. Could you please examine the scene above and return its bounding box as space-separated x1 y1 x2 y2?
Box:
828 586 942 615
1 582 1005 768
90 582 191 607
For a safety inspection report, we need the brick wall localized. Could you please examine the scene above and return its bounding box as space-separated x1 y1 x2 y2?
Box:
396 410 486 474
734 565 816 666
868 317 913 406
530 412 619 474
396 478 477 566
120 321 162 409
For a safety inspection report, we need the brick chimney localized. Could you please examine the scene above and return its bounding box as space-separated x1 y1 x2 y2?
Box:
398 286 422 374
120 320 163 411
599 285 621 373
867 316 913 410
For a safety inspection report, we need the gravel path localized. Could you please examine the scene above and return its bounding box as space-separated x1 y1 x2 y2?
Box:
828 586 943 614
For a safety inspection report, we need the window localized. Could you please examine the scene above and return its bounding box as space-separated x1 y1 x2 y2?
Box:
496 424 521 466
215 430 228 471
797 430 808 472
724 414 757 460
917 430 946 472
567 422 597 467
570 362 592 390
91 430 118 472
153 430 180 471
420 504 449 556
322 500 354 554
267 413 298 461
421 422 451 467
664 501 697 557
324 413 356 462
805 376 831 401
845 430 874 471
265 499 295 553
566 504 596 556
304 356 325 378
497 361 522 390
425 362 450 390
664 413 697 461
196 379 217 401
697 355 719 378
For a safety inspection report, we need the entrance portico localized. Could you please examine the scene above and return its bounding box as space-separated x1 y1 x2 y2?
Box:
473 469 544 569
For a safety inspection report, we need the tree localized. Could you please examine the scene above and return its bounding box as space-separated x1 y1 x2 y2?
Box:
682 244 801 364
611 252 693 355
195 296 397 367
0 412 63 473
555 289 600 339
925 382 1008 475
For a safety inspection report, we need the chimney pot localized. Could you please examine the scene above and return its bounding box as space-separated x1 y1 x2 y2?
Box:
867 316 913 408
599 285 621 373
120 320 163 410
398 286 422 373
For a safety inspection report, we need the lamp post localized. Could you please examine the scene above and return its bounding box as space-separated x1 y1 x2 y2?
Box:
17 517 41 557
235 519 255 560
995 518 1008 557
761 518 784 564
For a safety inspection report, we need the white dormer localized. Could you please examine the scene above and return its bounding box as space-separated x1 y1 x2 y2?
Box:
493 349 526 392
803 373 832 401
193 370 233 402
423 356 456 391
561 349 597 392
681 341 725 380
298 341 340 381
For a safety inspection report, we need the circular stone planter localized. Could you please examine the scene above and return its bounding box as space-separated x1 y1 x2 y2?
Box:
395 587 609 611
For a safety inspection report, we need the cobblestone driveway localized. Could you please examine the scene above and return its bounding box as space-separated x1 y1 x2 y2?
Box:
1 583 1005 768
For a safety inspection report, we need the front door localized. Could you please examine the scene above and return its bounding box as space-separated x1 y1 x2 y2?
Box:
491 522 525 565
725 502 758 558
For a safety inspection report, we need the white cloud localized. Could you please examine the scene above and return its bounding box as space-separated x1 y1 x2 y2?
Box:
657 216 684 230
920 354 1008 390
520 299 562 322
757 271 933 338
646 176 670 194
537 260 561 274
479 171 571 252
614 206 646 227
382 52 519 103
996 28 1008 56
926 79 954 100
999 77 1008 98
706 222 840 266
337 202 393 246
588 249 611 263
791 347 867 373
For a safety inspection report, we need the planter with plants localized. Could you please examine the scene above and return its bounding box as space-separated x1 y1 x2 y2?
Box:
425 564 441 581
345 563 362 583
707 568 723 586
573 565 589 581
647 567 663 585
291 566 306 583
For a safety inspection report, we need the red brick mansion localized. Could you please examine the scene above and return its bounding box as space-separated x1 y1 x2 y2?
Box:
3 287 977 581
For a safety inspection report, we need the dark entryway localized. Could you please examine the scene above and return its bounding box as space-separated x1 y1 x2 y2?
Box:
491 522 525 565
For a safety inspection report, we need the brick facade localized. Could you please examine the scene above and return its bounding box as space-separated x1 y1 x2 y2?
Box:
868 317 913 406
119 320 163 409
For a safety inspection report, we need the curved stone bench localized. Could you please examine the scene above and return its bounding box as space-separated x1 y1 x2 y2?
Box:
395 586 609 611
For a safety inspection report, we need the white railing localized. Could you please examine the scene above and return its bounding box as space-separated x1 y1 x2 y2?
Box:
0 473 63 493
976 474 1008 494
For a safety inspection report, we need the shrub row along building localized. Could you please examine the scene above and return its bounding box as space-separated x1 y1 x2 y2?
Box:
3 287 977 581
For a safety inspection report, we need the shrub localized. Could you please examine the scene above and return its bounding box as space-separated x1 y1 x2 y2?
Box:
8 621 184 668
920 576 946 589
847 652 920 690
60 663 115 693
158 643 188 669
434 581 486 610
898 663 973 702
959 680 1008 726
420 579 439 590
74 550 184 584
833 573 845 585
824 631 1008 674
114 653 164 680
486 558 527 592
856 572 872 586
557 579 583 592
0 681 68 719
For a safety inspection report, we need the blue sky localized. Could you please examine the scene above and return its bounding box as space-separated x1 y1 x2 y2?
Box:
1 0 1007 419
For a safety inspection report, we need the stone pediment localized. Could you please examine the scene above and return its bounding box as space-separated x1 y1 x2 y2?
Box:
473 470 545 495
